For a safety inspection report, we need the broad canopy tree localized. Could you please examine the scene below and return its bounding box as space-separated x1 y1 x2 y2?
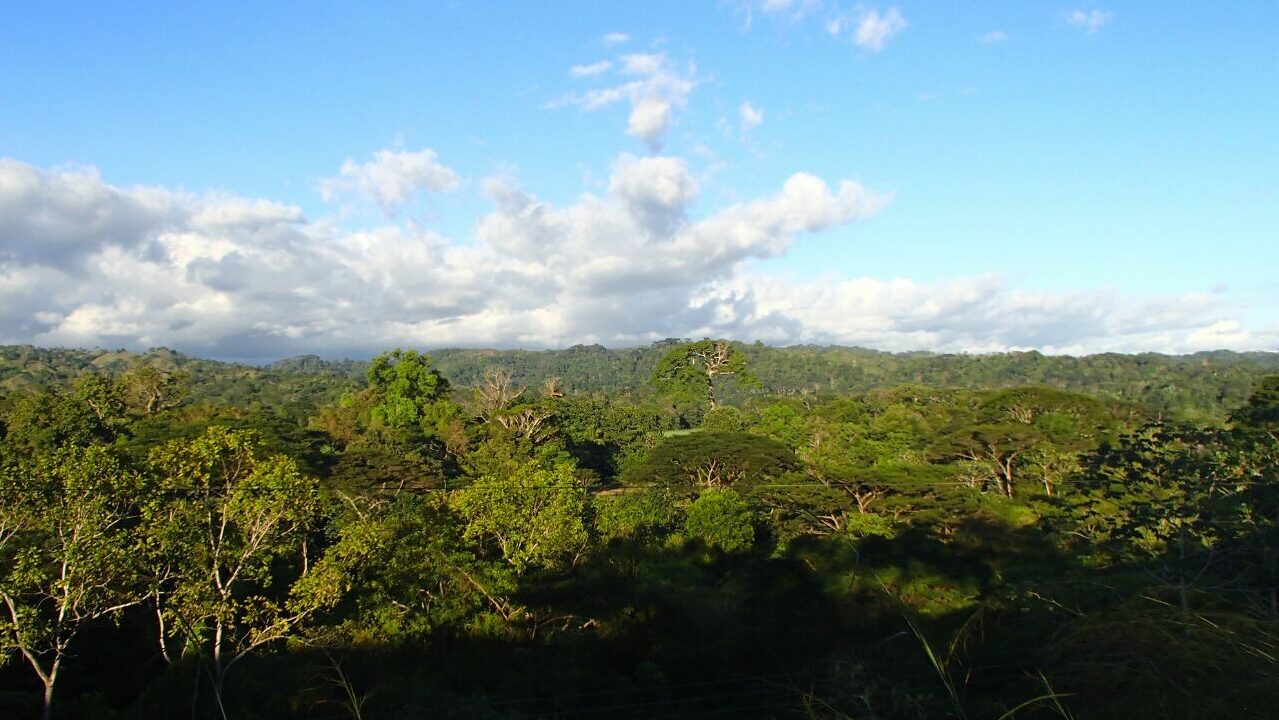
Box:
937 387 1127 497
652 340 758 412
621 431 799 494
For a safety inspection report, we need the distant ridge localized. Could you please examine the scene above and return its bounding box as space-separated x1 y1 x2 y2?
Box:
3 343 1276 421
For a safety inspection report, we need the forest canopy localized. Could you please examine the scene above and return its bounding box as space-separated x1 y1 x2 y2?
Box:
1 341 1277 719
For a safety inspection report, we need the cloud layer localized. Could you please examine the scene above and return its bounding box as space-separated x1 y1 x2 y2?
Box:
1 156 1271 360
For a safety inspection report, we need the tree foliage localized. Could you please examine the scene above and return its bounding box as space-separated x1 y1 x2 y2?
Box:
366 349 451 431
0 446 142 720
451 459 589 574
683 488 754 552
652 339 758 411
0 348 1277 719
143 427 323 704
621 430 799 492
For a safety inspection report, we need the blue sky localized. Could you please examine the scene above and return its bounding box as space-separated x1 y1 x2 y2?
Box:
1 1 1276 359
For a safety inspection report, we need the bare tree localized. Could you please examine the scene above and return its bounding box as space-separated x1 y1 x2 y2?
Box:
475 368 523 420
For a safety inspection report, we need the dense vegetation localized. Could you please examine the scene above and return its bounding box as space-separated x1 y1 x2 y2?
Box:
5 342 1278 422
1 342 1277 719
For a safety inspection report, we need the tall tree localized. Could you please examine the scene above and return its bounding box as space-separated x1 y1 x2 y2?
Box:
143 427 323 714
652 340 758 411
366 349 451 430
293 493 517 638
0 446 142 720
1231 375 1279 442
121 365 189 415
1071 421 1275 610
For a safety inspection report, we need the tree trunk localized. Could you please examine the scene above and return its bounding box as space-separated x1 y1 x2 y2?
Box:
155 599 173 664
706 374 718 411
211 622 229 719
999 455 1017 498
41 662 58 720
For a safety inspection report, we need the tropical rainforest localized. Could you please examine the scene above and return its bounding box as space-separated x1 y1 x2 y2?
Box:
1 341 1277 719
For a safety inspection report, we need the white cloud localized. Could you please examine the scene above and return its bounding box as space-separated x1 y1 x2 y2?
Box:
1065 8 1112 34
0 156 884 356
2 156 1272 359
627 98 674 147
740 101 764 133
619 53 664 77
601 32 630 46
710 274 1277 354
319 149 460 214
742 2 918 54
826 6 907 51
553 52 696 152
981 30 1009 43
0 158 178 269
754 0 823 21
569 60 612 78
853 7 907 50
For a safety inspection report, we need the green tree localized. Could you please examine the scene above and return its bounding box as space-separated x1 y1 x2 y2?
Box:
121 365 190 415
593 488 680 544
0 446 142 720
3 375 129 453
553 392 669 479
143 427 323 712
622 430 798 492
293 493 517 640
366 349 451 431
1072 420 1277 610
683 488 754 552
938 388 1121 497
1231 374 1279 439
652 340 758 411
451 459 589 574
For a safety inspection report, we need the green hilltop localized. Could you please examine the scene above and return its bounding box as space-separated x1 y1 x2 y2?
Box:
4 342 1277 421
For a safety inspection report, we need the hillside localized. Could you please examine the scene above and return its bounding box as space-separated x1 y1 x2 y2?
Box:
4 343 1277 421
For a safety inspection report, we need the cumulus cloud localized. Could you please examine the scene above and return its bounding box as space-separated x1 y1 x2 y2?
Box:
981 30 1009 44
319 149 460 214
827 6 907 51
601 32 630 46
0 156 885 357
0 159 178 270
552 52 696 152
1065 8 1112 34
740 101 764 133
2 157 1272 360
